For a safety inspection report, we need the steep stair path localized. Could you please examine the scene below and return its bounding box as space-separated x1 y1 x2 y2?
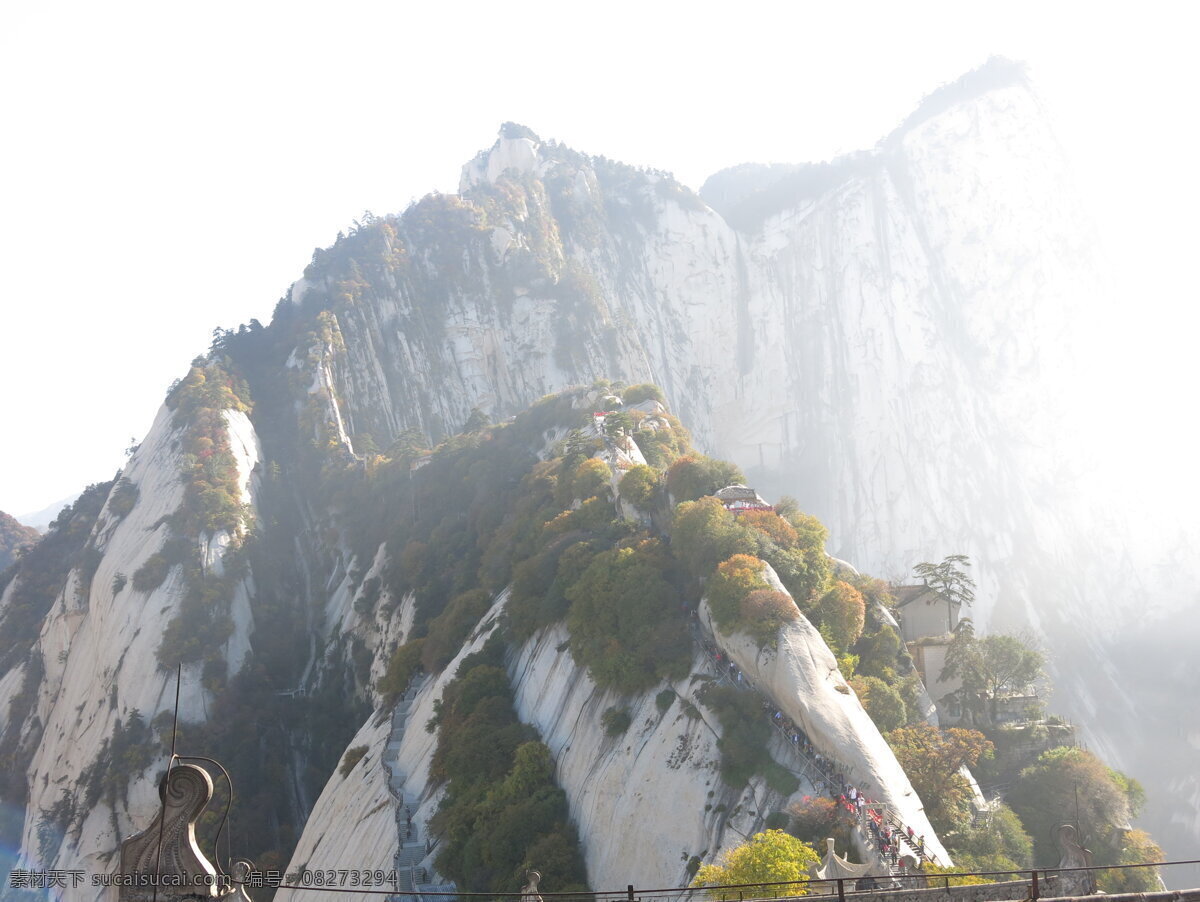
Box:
694 627 941 876
382 679 457 902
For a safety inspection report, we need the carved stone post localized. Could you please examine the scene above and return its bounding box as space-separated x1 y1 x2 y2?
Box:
118 764 243 902
521 869 543 902
1054 823 1096 896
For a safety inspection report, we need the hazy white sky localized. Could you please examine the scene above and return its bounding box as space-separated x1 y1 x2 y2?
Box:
1 0 1197 517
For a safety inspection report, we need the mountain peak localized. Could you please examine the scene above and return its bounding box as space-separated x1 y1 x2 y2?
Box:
884 55 1032 146
460 122 543 190
701 56 1036 231
498 121 540 142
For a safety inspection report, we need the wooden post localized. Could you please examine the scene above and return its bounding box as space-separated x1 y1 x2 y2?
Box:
1031 869 1039 901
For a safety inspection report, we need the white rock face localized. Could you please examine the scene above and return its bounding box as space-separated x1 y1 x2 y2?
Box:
297 73 1194 862
509 623 785 888
699 570 947 865
274 714 396 902
314 79 1106 639
8 61 1195 894
4 403 261 898
461 134 541 190
283 587 925 893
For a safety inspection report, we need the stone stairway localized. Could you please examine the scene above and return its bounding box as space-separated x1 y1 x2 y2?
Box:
382 680 457 900
695 627 933 878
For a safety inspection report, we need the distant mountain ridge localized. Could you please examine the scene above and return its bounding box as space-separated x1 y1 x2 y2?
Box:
16 493 79 532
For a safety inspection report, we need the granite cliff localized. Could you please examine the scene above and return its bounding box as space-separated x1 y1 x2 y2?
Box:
1 56 1185 895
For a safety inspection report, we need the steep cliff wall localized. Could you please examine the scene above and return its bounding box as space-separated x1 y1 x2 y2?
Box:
700 571 947 866
0 404 261 891
285 66 1098 621
271 65 1191 861
3 57 1186 893
280 572 925 893
508 622 776 888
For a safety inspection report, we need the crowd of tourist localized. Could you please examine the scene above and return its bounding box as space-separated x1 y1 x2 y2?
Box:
696 633 935 873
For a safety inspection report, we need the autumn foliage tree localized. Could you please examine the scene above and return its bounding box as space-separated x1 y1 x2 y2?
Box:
671 499 756 578
739 589 800 647
666 454 744 503
1099 830 1164 893
817 581 866 653
787 796 857 851
738 510 798 547
691 829 820 897
886 723 994 833
706 554 769 635
670 497 830 607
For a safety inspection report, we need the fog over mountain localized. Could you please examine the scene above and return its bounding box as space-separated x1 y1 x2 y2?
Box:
1 57 1196 896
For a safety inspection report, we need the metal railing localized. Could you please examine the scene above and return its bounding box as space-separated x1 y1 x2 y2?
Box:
263 858 1199 902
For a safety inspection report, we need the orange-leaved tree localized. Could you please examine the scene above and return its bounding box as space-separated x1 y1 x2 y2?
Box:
886 723 993 833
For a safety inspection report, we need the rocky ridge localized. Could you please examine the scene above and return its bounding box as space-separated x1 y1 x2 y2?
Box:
0 55 1189 894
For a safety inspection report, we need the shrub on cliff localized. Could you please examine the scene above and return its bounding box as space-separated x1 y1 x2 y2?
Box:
817 581 866 653
848 675 907 733
339 745 368 777
1007 746 1146 869
618 464 660 510
1098 830 1163 893
422 589 494 673
700 685 798 794
944 803 1032 879
565 539 689 693
379 639 426 701
571 458 612 501
706 554 770 635
621 383 666 406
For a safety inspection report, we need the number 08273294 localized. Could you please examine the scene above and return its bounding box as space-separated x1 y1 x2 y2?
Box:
286 869 397 887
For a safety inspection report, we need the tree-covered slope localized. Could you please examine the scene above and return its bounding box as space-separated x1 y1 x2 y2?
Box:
0 512 39 573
